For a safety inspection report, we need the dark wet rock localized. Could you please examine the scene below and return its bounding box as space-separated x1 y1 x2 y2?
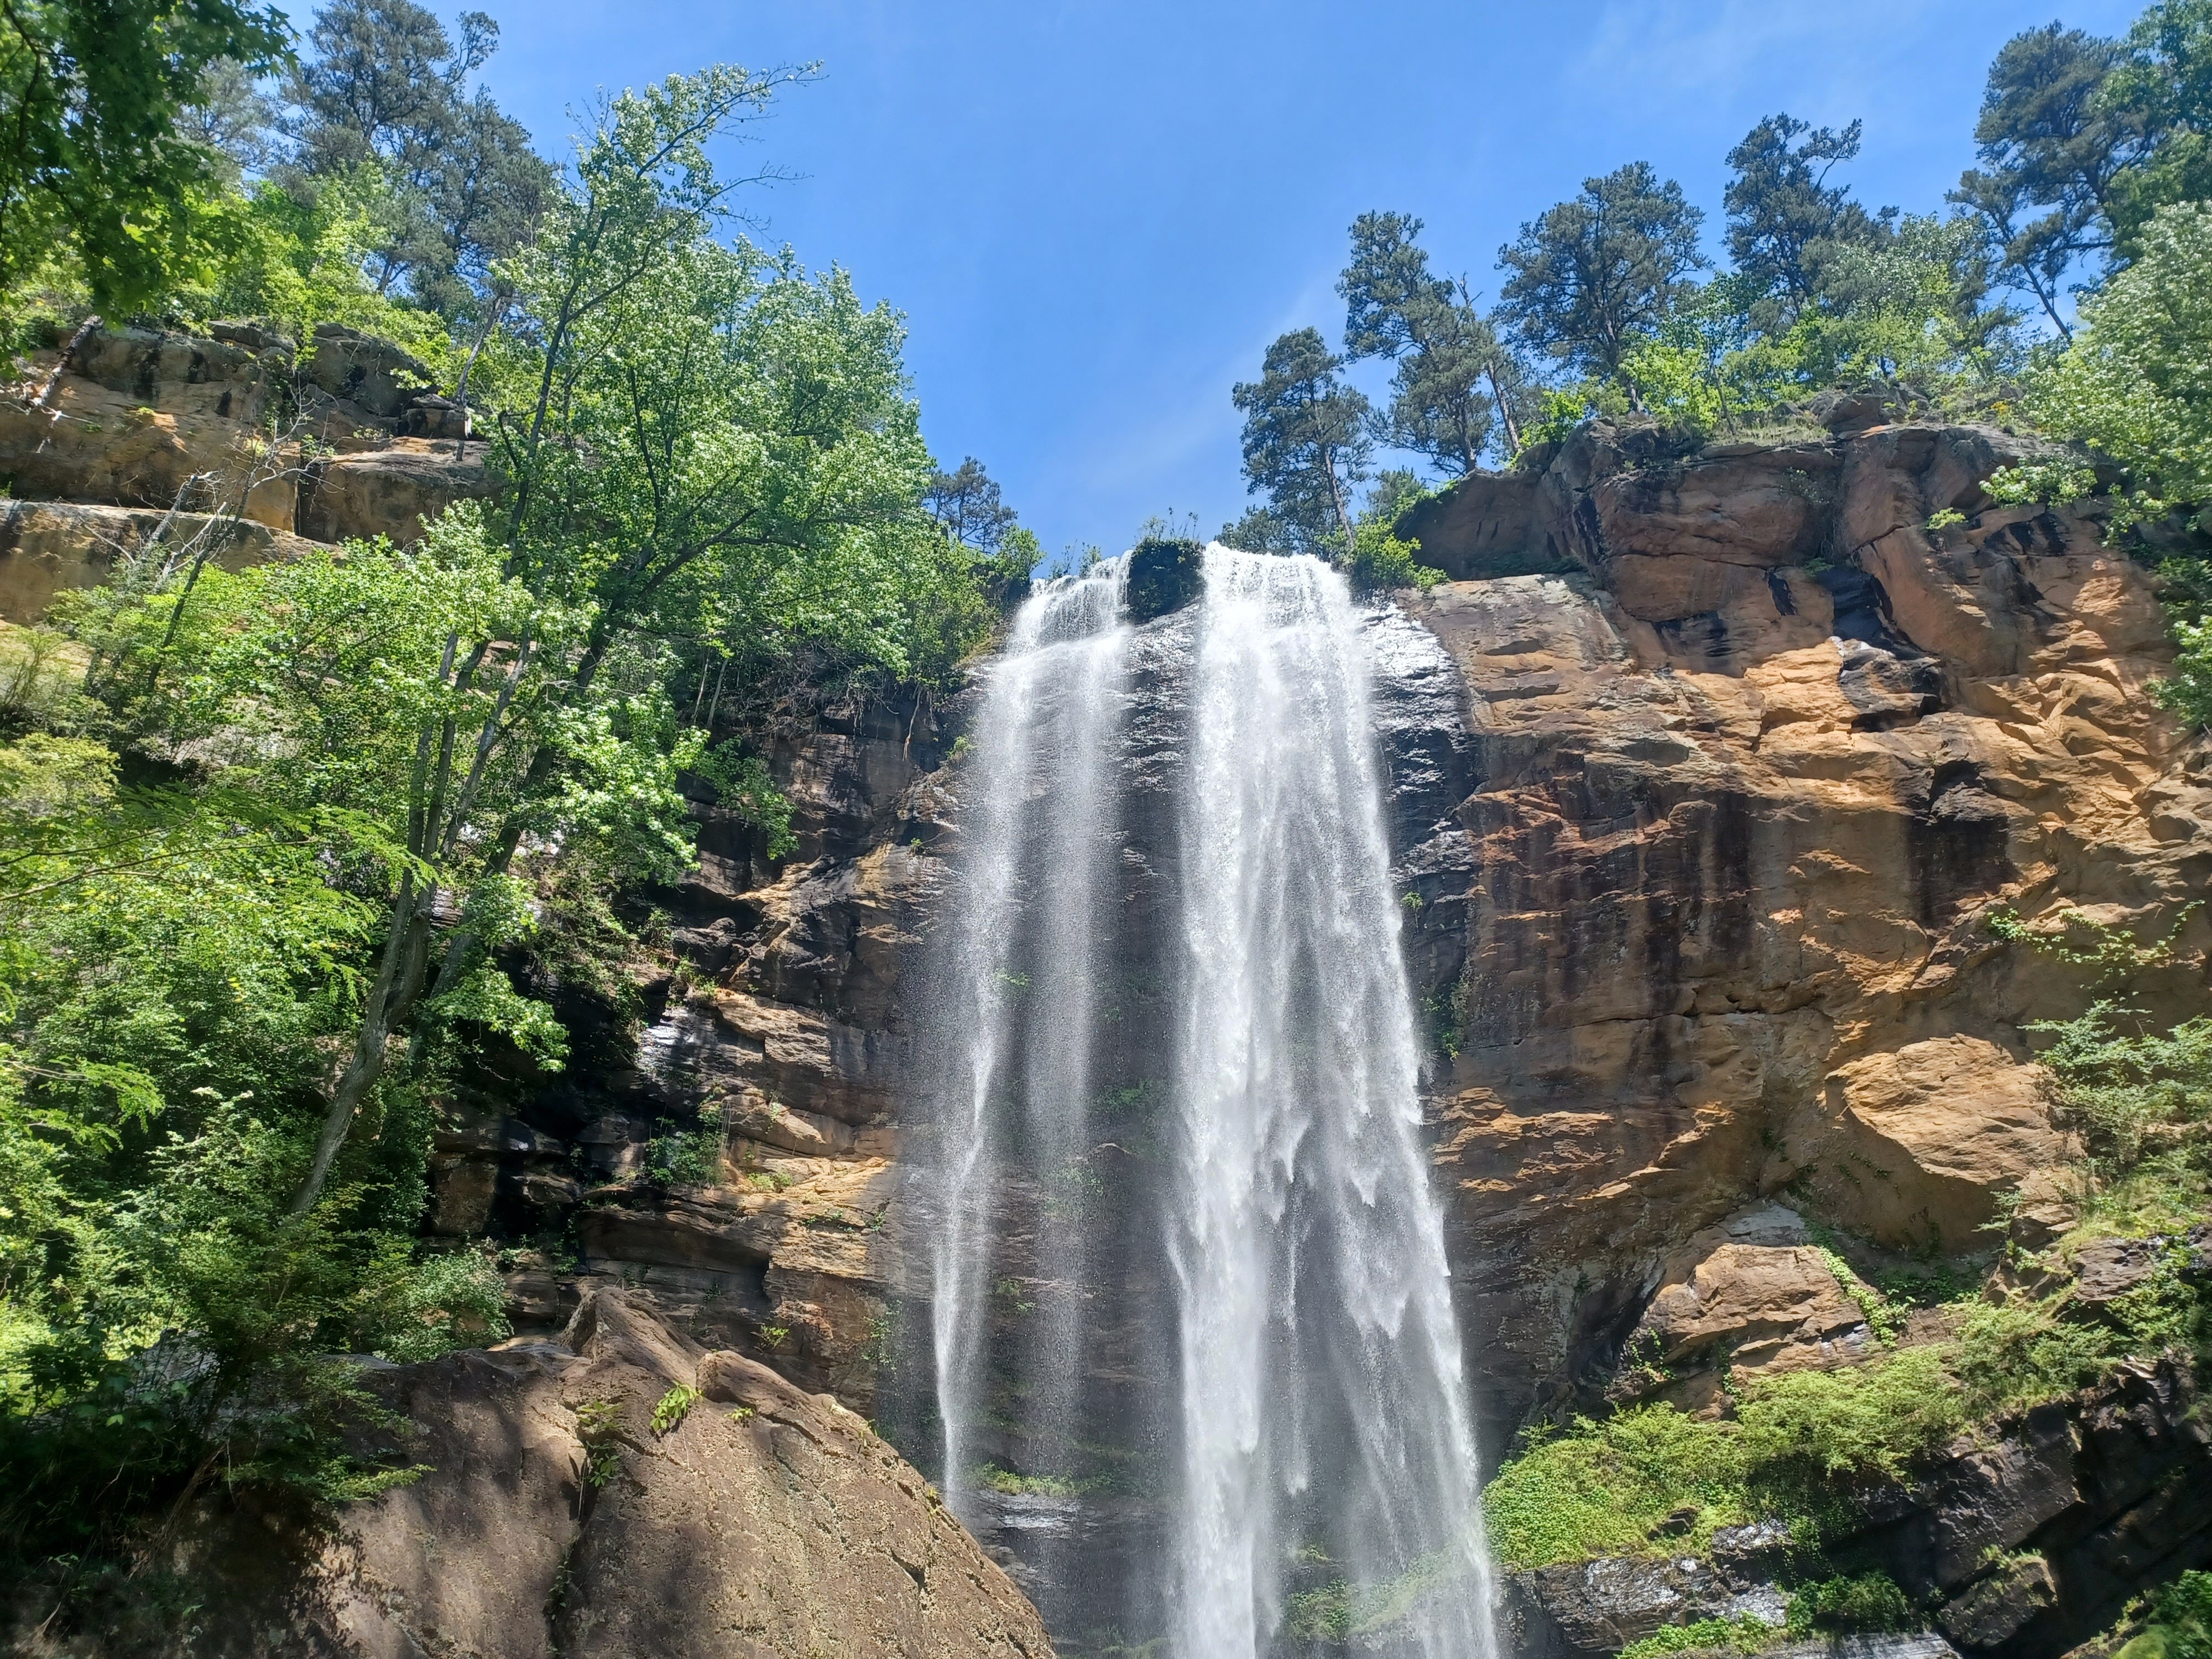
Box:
1125 534 1206 620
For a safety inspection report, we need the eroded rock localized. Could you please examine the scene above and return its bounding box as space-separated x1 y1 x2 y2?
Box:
159 1288 1053 1659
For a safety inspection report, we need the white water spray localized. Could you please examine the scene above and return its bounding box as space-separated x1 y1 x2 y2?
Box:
1168 547 1492 1658
926 545 1492 1656
930 557 1132 1514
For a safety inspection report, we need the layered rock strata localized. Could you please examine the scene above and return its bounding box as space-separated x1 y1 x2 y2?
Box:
1395 414 2210 1445
0 320 498 621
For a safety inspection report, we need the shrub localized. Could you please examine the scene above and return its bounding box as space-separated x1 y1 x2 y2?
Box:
2152 1571 2212 1659
649 1128 723 1186
359 1249 512 1364
1338 521 1444 596
1735 1344 1964 1480
1788 1572 1913 1635
1619 1615 1778 1659
1483 1405 1748 1568
651 1384 700 1436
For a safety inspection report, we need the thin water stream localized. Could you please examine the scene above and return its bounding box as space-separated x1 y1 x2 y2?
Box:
922 546 1492 1657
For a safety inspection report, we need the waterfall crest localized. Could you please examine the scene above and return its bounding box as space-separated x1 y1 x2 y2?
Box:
922 546 1491 1657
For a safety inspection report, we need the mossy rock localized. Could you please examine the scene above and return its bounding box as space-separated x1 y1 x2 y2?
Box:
1126 536 1205 622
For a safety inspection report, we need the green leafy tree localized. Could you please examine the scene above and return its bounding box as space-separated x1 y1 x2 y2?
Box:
1724 113 1891 324
2104 0 2212 251
1495 161 1708 410
0 0 289 312
1338 211 1522 469
1230 326 1371 550
1951 24 2143 337
270 66 964 1210
1987 200 2212 539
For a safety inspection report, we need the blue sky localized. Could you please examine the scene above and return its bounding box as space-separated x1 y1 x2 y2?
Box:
434 0 2141 559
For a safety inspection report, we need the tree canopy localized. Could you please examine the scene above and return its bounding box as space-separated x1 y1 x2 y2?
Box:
1230 327 1371 551
1338 211 1515 472
1495 161 1708 406
0 0 289 310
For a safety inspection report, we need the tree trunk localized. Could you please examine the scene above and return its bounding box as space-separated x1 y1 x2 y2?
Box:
290 875 434 1213
1485 361 1522 453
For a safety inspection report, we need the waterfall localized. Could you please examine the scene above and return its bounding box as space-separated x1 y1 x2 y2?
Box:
923 545 1491 1657
1168 547 1492 1658
929 556 1132 1521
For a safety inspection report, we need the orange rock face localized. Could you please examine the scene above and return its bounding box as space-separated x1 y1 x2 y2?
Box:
1405 416 2211 1433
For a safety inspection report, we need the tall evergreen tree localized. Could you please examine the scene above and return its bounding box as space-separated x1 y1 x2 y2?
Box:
1338 211 1518 472
1724 114 1890 323
2104 0 2212 249
1495 162 1707 408
1230 328 1370 551
1951 24 2142 336
283 0 554 316
924 457 1019 555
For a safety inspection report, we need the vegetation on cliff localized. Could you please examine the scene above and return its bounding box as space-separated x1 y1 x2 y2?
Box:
1225 0 2212 594
0 1 1022 1620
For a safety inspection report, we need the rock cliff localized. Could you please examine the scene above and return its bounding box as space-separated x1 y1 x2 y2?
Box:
9 330 2208 1656
0 320 496 620
1399 413 2208 1441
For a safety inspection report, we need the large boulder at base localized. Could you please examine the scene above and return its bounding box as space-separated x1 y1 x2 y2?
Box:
141 1288 1053 1659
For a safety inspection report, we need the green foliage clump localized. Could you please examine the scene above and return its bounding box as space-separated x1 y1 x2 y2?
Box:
1338 521 1444 596
1618 1615 1781 1659
0 0 289 315
1787 1572 1914 1635
359 1248 511 1364
1988 202 2212 536
575 1397 623 1486
1734 1344 1964 1480
650 1383 700 1436
2149 1570 2212 1659
690 742 796 859
178 174 453 368
1481 1404 1747 1568
649 1129 723 1188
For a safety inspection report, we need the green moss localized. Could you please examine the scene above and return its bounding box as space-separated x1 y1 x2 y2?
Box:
1618 1615 1781 1659
1483 1405 1750 1568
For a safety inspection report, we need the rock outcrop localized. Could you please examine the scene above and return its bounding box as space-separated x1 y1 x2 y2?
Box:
156 1288 1054 1659
1395 414 2210 1443
0 321 499 620
1505 1358 2212 1659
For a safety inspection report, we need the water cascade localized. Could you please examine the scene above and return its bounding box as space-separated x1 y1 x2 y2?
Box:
921 546 1493 1657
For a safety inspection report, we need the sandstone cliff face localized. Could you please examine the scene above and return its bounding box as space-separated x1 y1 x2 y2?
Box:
148 1289 1052 1659
1395 414 2210 1442
0 321 497 620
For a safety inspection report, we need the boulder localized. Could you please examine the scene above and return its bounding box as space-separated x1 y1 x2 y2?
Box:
295 436 500 545
1801 1037 2066 1250
158 1288 1053 1658
1612 1204 1871 1411
305 322 437 418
